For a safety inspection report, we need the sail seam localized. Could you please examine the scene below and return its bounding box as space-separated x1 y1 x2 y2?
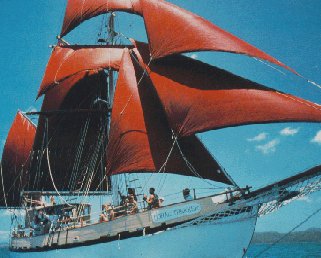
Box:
119 54 152 115
275 91 321 111
53 51 76 85
80 0 86 22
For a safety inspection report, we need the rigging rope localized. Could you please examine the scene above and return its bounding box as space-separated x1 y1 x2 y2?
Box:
76 120 108 215
173 136 224 189
0 161 8 207
33 123 47 190
69 116 91 190
0 165 27 206
276 91 321 111
119 51 153 116
253 57 321 90
140 132 177 194
46 147 72 206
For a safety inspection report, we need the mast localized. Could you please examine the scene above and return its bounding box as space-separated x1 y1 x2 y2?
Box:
107 12 116 107
106 12 121 205
92 12 118 195
107 13 115 195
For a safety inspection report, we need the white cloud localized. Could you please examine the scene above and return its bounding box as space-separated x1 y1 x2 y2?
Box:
247 132 268 142
190 53 198 59
280 127 299 136
256 139 280 154
311 130 321 145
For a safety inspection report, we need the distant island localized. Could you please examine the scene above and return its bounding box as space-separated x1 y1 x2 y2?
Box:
252 228 321 243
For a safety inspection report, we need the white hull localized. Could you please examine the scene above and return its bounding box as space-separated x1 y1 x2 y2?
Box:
10 196 258 257
102 215 257 258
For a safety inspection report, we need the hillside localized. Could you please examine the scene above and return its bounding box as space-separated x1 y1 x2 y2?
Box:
252 228 321 243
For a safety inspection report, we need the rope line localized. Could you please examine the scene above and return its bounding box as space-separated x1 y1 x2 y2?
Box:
253 57 286 75
53 51 75 85
46 147 72 206
0 162 8 207
253 57 321 90
119 53 152 116
276 91 321 111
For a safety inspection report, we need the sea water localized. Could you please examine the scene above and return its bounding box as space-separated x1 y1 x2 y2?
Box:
247 243 321 257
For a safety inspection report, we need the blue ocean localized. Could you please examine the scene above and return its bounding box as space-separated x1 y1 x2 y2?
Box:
1 242 321 258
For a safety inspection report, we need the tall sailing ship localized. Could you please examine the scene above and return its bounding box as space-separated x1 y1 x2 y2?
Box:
1 1 321 257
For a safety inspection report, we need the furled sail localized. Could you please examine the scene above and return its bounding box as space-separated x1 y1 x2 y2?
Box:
37 46 125 97
106 49 232 185
1 111 36 206
133 42 321 136
60 0 296 74
29 71 110 191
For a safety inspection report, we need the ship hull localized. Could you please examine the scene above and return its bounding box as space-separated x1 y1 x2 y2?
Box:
10 197 258 257
101 214 257 258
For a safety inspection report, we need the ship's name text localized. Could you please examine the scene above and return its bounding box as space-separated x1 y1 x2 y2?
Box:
151 203 201 223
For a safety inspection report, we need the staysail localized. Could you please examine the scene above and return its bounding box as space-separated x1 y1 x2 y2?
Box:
60 0 296 74
133 42 321 137
106 49 232 184
1 111 36 207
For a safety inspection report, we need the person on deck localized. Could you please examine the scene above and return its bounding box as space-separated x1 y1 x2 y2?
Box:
99 212 108 223
33 195 45 206
32 215 40 228
50 196 56 206
126 195 139 214
99 203 115 222
183 188 193 201
143 188 159 210
158 197 165 207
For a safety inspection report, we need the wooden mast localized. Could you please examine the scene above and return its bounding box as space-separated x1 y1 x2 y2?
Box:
106 12 116 195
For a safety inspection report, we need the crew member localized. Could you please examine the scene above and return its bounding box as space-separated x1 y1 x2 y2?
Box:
143 188 159 210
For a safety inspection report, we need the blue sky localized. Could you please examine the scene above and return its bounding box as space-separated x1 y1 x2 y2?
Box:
0 0 321 234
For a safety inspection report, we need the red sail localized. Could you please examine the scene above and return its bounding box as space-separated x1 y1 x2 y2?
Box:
133 43 321 136
38 46 125 97
1 111 36 206
61 0 142 37
106 49 232 184
140 0 296 74
60 0 296 74
30 72 110 191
